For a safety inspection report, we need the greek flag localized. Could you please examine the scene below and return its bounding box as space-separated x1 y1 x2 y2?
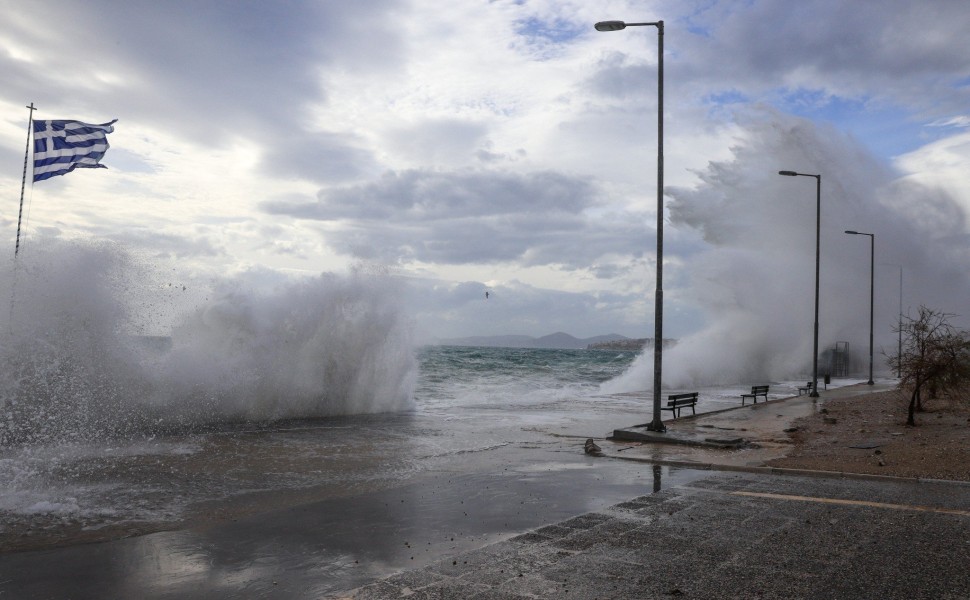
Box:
32 119 117 182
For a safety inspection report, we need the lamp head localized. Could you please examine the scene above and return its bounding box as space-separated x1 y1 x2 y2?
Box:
778 170 798 176
595 21 626 31
845 230 859 235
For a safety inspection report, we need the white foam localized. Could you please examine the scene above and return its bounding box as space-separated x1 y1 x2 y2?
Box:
603 112 970 392
0 241 418 445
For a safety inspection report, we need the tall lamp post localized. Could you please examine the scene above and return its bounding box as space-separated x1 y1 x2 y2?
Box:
595 19 666 432
778 170 821 398
845 230 875 385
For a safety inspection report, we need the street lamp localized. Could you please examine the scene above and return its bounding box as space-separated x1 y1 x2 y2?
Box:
595 18 666 432
778 170 821 398
845 230 875 385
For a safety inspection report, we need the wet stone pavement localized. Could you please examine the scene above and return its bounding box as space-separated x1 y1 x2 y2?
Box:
347 471 970 600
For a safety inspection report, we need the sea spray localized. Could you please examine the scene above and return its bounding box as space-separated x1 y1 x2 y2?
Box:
602 110 970 392
0 241 416 446
157 269 417 424
0 242 152 444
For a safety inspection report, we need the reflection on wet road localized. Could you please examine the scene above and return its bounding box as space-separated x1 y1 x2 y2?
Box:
1 437 708 598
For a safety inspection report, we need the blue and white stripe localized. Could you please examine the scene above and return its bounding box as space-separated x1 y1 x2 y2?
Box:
32 119 117 182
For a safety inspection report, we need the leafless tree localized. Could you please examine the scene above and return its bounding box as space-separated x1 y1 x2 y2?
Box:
887 306 970 426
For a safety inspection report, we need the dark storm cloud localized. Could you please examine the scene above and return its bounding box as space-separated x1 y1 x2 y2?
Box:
0 0 398 182
260 168 649 267
585 53 657 100
316 169 593 220
260 130 377 183
679 0 970 116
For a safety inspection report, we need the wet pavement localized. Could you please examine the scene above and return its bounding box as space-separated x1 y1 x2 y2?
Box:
607 381 900 469
613 381 895 444
347 470 970 599
344 382 970 599
4 381 969 599
0 444 709 599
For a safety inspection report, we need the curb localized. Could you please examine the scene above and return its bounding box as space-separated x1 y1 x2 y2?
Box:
604 454 970 487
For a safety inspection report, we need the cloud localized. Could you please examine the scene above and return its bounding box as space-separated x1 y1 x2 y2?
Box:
95 228 224 260
260 168 652 268
585 53 657 101
928 116 970 129
403 277 648 340
679 0 970 116
384 119 490 167
4 0 970 344
1 0 405 180
892 129 970 228
259 130 378 184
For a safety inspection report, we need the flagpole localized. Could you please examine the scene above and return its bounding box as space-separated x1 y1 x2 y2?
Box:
16 103 36 257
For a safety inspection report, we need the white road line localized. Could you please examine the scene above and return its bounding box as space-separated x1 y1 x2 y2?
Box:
730 491 970 517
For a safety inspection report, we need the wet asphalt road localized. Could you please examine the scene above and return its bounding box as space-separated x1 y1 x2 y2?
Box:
2 454 968 599
0 442 705 599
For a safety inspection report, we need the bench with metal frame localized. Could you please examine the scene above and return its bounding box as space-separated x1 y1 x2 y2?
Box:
661 392 699 418
741 385 769 405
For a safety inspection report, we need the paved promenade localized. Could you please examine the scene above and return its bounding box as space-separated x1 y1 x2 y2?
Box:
347 470 970 599
347 384 970 599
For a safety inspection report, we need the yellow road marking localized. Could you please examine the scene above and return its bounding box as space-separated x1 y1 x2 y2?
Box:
729 491 970 517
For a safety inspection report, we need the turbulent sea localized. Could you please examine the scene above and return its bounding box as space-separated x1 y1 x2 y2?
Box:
416 345 639 410
0 340 650 534
0 339 829 526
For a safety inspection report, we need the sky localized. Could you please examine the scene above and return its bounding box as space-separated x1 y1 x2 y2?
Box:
2 0 970 352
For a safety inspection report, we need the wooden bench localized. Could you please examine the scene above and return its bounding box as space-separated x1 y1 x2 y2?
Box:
741 385 769 406
661 392 699 418
797 382 814 395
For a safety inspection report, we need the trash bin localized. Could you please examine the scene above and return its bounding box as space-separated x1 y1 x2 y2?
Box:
824 373 831 389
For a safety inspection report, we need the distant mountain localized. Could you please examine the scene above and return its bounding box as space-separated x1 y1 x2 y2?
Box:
435 332 631 350
587 338 677 351
588 338 649 351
